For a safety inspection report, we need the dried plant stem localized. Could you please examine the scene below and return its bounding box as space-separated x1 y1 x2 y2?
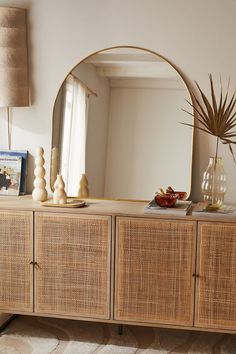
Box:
215 137 219 163
212 164 216 206
182 75 235 208
182 74 236 163
212 137 220 205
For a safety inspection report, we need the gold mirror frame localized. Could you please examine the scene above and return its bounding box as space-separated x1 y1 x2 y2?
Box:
50 45 194 201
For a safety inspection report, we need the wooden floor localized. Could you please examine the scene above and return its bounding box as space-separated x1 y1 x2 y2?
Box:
0 316 236 353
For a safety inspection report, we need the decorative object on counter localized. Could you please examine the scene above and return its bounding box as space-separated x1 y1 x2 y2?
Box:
201 156 226 208
192 201 236 219
166 186 188 200
0 150 28 194
53 174 67 204
0 7 29 150
182 74 236 209
78 174 89 198
154 186 188 207
0 155 22 195
144 198 192 215
50 147 59 191
32 147 48 202
155 192 178 207
41 198 86 208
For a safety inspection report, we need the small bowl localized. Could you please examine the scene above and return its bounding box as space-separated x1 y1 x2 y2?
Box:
166 187 187 200
155 193 178 207
173 191 187 200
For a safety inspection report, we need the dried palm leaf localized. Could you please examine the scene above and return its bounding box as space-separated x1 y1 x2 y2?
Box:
182 74 236 162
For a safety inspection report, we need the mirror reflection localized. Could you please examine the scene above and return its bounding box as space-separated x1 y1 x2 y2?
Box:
52 47 193 200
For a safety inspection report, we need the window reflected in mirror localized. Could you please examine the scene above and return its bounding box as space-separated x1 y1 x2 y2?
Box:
52 47 193 200
55 75 91 195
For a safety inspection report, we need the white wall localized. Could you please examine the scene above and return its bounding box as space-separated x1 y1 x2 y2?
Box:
0 0 235 202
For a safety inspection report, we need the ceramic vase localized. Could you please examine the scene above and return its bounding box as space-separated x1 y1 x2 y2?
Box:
32 147 48 202
201 157 226 208
78 174 89 198
53 174 67 204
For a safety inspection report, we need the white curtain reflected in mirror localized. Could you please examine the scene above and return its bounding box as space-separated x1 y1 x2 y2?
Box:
58 75 89 195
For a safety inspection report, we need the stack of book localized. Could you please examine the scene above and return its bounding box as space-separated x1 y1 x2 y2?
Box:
144 199 192 215
192 202 236 218
0 150 28 196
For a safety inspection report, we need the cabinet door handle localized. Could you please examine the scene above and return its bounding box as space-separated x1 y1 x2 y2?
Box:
29 261 40 268
192 273 200 278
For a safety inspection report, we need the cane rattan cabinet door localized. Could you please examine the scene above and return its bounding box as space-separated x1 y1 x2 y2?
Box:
35 213 111 319
115 217 196 326
0 211 33 312
196 222 236 330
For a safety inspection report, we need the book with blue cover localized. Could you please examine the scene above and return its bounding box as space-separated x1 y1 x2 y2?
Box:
0 150 28 194
0 156 22 196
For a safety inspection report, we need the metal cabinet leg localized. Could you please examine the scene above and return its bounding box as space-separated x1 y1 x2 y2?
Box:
118 324 124 335
0 315 17 332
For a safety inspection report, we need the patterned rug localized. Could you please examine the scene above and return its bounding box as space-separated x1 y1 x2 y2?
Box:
0 316 236 353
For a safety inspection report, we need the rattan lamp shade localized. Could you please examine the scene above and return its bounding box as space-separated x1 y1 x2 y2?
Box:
0 7 29 107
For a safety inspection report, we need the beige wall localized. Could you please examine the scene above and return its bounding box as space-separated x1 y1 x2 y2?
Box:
0 0 235 203
104 84 191 200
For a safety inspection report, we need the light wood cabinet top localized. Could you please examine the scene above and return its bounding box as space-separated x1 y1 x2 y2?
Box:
1 195 236 223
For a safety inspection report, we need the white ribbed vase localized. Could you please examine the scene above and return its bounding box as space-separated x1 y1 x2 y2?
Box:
201 157 226 208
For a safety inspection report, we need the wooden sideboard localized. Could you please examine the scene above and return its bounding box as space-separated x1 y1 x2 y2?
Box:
1 196 236 333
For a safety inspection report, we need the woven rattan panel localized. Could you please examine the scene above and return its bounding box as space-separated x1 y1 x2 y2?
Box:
196 222 236 330
0 211 33 312
35 213 111 319
115 217 196 326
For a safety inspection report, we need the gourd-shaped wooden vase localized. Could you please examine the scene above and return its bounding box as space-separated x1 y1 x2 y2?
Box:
53 174 67 204
78 174 89 198
32 147 48 202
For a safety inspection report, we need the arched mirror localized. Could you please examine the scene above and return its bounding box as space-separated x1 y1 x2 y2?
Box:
51 46 193 200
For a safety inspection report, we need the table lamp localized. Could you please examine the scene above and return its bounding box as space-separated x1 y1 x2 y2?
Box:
0 7 29 149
